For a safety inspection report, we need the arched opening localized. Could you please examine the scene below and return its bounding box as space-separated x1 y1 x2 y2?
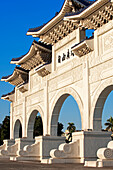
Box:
14 119 22 139
102 91 113 130
27 110 43 139
93 85 113 131
50 94 82 136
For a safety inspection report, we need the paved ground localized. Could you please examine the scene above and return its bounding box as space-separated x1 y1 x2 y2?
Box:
0 159 113 170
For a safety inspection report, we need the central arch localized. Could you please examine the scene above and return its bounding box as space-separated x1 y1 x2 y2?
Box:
27 106 44 139
50 87 83 136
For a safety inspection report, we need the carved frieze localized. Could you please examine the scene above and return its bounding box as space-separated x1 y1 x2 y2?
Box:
13 104 23 116
26 90 44 110
89 59 113 84
16 89 22 101
102 29 113 54
73 65 83 83
31 73 42 89
98 28 113 58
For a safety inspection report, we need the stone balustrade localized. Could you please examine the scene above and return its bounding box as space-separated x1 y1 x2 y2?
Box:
107 141 113 149
0 144 6 151
96 140 113 167
97 148 113 159
18 141 40 160
2 143 18 157
16 136 65 162
85 140 113 167
0 139 15 158
0 138 34 160
49 140 80 163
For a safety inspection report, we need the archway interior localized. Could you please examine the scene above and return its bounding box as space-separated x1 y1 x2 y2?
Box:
14 119 22 139
33 112 43 138
51 94 82 136
27 110 43 139
102 90 113 129
93 85 113 131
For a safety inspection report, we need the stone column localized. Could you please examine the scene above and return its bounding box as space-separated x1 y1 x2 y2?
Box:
76 28 80 43
10 102 13 139
52 46 56 72
82 59 90 130
94 30 98 57
23 97 27 137
43 78 49 136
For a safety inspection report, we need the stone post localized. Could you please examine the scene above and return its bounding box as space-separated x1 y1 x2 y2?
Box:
83 59 90 130
43 78 49 136
52 46 56 72
23 97 26 137
10 103 13 139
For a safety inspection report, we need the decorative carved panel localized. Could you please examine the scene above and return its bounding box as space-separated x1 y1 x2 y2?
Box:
89 59 113 84
31 73 42 89
13 104 23 116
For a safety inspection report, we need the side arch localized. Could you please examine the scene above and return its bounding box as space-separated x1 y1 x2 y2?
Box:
14 119 22 139
49 87 83 136
27 105 44 139
90 79 113 131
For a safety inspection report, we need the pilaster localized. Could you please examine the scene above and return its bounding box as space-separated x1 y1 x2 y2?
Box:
76 28 80 43
94 30 99 57
52 46 56 72
10 102 13 139
83 58 90 130
43 78 49 136
23 97 27 137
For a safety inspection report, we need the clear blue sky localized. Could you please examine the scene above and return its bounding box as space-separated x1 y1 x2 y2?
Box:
0 0 113 131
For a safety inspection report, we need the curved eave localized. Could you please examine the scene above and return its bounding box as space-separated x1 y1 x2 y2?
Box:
27 0 72 36
1 67 28 85
1 71 17 82
34 41 52 53
1 96 10 101
64 0 110 21
10 41 52 65
1 89 15 102
10 45 35 65
1 96 14 102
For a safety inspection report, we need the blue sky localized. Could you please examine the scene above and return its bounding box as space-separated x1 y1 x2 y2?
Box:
0 0 113 131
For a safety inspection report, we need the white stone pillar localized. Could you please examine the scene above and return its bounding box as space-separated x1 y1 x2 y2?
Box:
52 46 56 72
76 28 80 43
94 30 98 57
43 78 49 136
23 97 27 137
10 103 13 139
82 59 90 130
29 71 31 91
15 87 17 102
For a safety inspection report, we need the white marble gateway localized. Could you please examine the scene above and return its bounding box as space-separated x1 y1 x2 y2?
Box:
1 0 113 165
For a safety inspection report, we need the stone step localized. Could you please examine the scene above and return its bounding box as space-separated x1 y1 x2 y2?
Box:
84 161 98 167
41 159 50 164
10 156 40 161
98 159 113 167
49 158 81 164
